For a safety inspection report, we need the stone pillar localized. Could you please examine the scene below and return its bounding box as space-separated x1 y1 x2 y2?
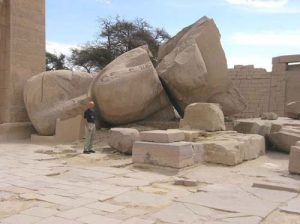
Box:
0 0 45 124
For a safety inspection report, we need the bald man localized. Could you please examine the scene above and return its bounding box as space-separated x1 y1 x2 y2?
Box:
83 101 96 154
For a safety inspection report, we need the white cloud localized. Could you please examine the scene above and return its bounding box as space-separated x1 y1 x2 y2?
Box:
231 31 300 47
226 0 288 9
46 41 78 56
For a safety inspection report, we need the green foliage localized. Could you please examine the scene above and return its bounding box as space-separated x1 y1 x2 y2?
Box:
69 17 171 72
46 52 68 71
69 45 112 73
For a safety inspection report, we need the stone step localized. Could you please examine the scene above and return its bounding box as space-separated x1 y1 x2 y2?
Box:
132 141 196 169
140 130 185 143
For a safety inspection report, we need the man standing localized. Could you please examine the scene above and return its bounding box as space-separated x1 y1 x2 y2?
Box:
83 101 96 154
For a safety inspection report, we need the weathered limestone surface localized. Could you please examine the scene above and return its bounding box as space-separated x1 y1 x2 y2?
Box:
157 16 246 116
253 177 300 193
197 132 265 166
229 54 300 119
234 118 300 152
289 146 300 174
179 103 225 131
280 198 300 215
0 0 45 123
31 115 85 144
0 122 35 142
24 70 93 136
286 101 300 119
133 129 264 167
177 184 296 218
92 46 174 125
140 130 184 143
269 128 300 152
229 66 286 118
261 112 278 120
1 142 300 223
108 128 140 154
132 141 196 169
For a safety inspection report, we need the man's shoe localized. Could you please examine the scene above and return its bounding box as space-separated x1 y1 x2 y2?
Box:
83 150 91 154
89 149 96 153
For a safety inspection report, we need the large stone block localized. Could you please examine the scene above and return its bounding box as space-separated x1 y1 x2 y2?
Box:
108 128 140 154
234 118 300 153
269 129 300 152
234 119 272 136
0 122 35 142
179 103 225 131
198 132 265 166
181 130 203 142
140 130 184 143
31 115 85 144
157 16 246 116
91 46 174 125
203 140 244 166
55 115 85 143
289 146 300 174
132 141 194 168
24 70 93 135
286 101 300 119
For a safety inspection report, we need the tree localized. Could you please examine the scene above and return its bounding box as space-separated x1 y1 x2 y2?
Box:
99 17 170 59
46 52 68 71
69 45 112 73
69 17 171 71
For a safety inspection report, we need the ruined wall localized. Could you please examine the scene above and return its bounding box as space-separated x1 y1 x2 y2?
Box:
272 55 300 111
229 65 285 118
0 0 45 123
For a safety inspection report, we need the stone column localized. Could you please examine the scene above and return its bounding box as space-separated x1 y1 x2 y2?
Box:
0 0 45 124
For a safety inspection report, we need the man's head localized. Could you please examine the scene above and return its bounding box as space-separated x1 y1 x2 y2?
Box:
88 101 95 109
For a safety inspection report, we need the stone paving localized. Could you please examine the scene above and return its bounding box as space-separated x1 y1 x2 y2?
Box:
1 142 300 224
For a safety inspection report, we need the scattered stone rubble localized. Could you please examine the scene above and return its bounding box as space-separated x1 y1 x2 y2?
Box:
234 117 300 152
131 103 265 168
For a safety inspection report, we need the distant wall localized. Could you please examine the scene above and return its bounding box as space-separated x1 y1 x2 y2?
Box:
229 65 285 118
230 55 300 118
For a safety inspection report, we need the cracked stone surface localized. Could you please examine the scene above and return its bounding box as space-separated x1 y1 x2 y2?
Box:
0 134 300 223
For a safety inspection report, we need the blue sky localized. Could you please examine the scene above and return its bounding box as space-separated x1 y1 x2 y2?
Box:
46 0 300 70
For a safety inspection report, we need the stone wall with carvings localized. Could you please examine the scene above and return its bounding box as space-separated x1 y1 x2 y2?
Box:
229 65 286 118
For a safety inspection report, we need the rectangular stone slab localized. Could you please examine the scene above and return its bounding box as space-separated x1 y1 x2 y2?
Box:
140 130 185 143
280 198 300 215
176 184 279 217
289 146 300 174
253 180 300 193
132 141 194 168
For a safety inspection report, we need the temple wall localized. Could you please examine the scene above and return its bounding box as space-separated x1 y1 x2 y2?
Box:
230 55 300 118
